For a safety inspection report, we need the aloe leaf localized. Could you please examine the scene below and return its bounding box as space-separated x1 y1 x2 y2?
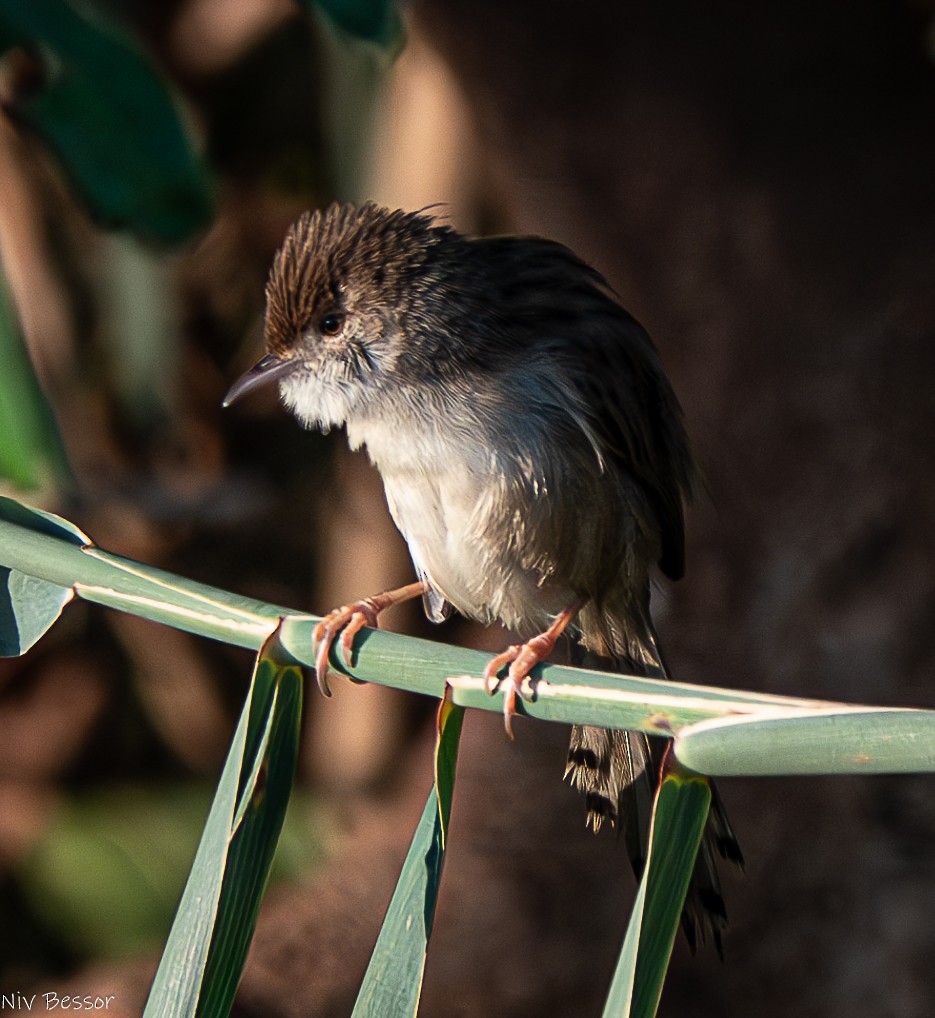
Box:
351 692 464 1017
675 707 935 775
0 567 73 655
0 498 280 650
604 766 711 1018
0 496 88 544
0 497 84 655
4 496 935 768
601 867 647 1017
143 637 302 1018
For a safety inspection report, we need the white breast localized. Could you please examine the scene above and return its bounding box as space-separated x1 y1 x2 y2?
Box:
346 412 569 631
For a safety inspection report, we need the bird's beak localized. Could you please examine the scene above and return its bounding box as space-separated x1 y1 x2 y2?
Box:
222 353 300 407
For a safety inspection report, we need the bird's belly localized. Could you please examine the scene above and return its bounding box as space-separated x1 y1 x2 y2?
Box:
380 465 571 634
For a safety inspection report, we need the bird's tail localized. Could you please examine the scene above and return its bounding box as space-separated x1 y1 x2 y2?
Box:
565 619 743 954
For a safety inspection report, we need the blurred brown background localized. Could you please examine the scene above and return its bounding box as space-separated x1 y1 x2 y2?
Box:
1 0 934 1015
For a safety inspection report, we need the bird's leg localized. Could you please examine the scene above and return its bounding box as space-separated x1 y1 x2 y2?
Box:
484 600 585 739
313 580 427 696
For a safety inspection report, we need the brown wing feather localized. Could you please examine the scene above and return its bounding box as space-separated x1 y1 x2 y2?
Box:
567 303 694 580
468 235 694 580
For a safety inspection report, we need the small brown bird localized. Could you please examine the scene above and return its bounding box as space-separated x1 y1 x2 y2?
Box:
225 201 742 951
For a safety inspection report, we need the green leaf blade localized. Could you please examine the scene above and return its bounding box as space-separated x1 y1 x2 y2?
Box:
675 708 935 775
0 567 73 655
601 872 647 1017
144 639 302 1018
352 696 464 1018
604 768 711 1018
198 656 302 1018
0 496 85 654
5 495 935 783
0 495 89 545
0 498 281 651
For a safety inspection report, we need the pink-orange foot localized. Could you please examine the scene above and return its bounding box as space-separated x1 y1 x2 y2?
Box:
484 601 584 739
313 580 426 696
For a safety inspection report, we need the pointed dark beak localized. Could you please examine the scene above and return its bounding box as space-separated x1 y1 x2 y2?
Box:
222 353 300 407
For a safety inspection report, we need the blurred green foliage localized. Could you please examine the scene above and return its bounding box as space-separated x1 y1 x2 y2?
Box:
0 273 70 490
311 0 405 50
19 784 326 959
0 0 214 243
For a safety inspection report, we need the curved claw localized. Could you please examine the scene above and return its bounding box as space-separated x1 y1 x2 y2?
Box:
483 644 521 694
482 602 585 738
312 601 379 696
312 615 339 697
313 625 334 697
483 644 537 739
309 581 428 698
501 677 519 740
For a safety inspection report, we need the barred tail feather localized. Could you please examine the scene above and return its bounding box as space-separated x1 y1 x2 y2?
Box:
566 619 743 953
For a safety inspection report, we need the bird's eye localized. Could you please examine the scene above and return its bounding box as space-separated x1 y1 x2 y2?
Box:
320 313 344 336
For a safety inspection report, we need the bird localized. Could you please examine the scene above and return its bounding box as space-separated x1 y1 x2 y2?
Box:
224 200 742 951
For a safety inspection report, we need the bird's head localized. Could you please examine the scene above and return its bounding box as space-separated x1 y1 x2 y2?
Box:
223 201 452 430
